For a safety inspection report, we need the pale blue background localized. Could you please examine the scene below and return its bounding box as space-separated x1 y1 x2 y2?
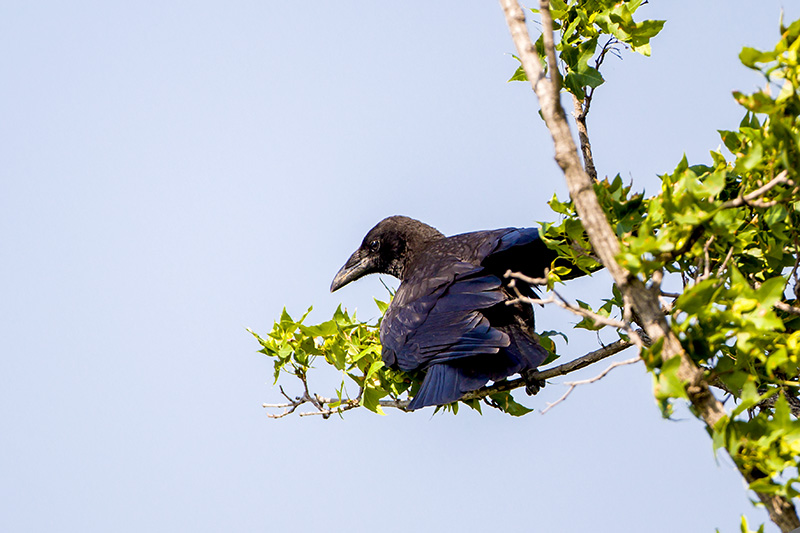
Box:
2 2 798 532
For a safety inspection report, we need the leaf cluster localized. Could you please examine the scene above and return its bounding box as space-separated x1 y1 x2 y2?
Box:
248 303 411 415
605 22 800 500
510 0 664 99
250 302 541 416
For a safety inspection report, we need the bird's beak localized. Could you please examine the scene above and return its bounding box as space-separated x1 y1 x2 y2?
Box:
330 249 371 292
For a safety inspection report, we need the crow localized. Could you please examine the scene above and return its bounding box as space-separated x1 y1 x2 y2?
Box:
330 215 573 411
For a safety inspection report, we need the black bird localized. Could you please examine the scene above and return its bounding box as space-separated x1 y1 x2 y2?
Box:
330 216 569 410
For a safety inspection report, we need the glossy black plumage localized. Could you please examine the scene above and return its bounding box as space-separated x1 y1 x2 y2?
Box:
330 216 564 410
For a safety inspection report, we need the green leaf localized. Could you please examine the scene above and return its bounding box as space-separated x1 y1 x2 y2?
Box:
299 319 338 338
764 204 788 228
374 298 389 314
279 307 295 331
739 47 777 68
675 279 722 315
654 355 689 402
488 392 533 416
738 141 763 171
364 360 384 380
748 478 781 494
361 386 386 415
731 382 780 417
756 276 787 308
548 0 568 17
508 64 527 83
564 68 605 93
703 170 727 197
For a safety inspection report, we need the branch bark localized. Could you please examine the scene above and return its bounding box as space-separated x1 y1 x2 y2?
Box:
264 339 635 417
461 338 634 401
720 170 793 209
775 300 800 316
573 95 597 182
498 0 800 530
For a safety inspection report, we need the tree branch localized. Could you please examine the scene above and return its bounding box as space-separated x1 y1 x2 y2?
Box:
262 382 368 419
720 170 793 209
264 339 635 417
498 1 800 529
572 36 617 184
775 300 800 316
710 378 800 418
573 96 597 182
540 356 641 414
503 271 629 331
462 337 634 402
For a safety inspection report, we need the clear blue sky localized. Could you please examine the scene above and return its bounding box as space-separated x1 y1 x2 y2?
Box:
2 2 798 532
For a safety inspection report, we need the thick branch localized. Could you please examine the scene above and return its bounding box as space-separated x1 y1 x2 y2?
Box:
498 1 800 529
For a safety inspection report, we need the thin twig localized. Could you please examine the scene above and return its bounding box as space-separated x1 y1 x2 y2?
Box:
720 170 792 209
540 356 641 414
775 301 800 316
650 268 664 293
695 236 715 283
510 293 624 328
594 37 620 71
298 397 410 417
710 377 800 418
505 270 547 286
716 245 735 278
573 95 597 182
571 36 618 183
505 270 646 347
261 386 304 419
790 236 800 301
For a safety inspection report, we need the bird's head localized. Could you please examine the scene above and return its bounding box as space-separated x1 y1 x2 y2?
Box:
330 215 444 292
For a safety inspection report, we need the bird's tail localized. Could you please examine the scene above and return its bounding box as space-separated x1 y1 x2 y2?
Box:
407 363 490 411
407 329 548 410
407 344 548 410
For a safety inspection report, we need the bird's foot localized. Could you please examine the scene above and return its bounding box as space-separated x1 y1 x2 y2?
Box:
523 369 546 396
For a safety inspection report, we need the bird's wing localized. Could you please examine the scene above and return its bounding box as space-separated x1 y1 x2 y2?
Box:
476 226 559 279
380 259 510 373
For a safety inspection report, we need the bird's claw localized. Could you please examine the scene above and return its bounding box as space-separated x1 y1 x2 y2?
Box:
523 370 546 396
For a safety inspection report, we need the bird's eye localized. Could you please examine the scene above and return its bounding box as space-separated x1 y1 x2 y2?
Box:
368 240 380 252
